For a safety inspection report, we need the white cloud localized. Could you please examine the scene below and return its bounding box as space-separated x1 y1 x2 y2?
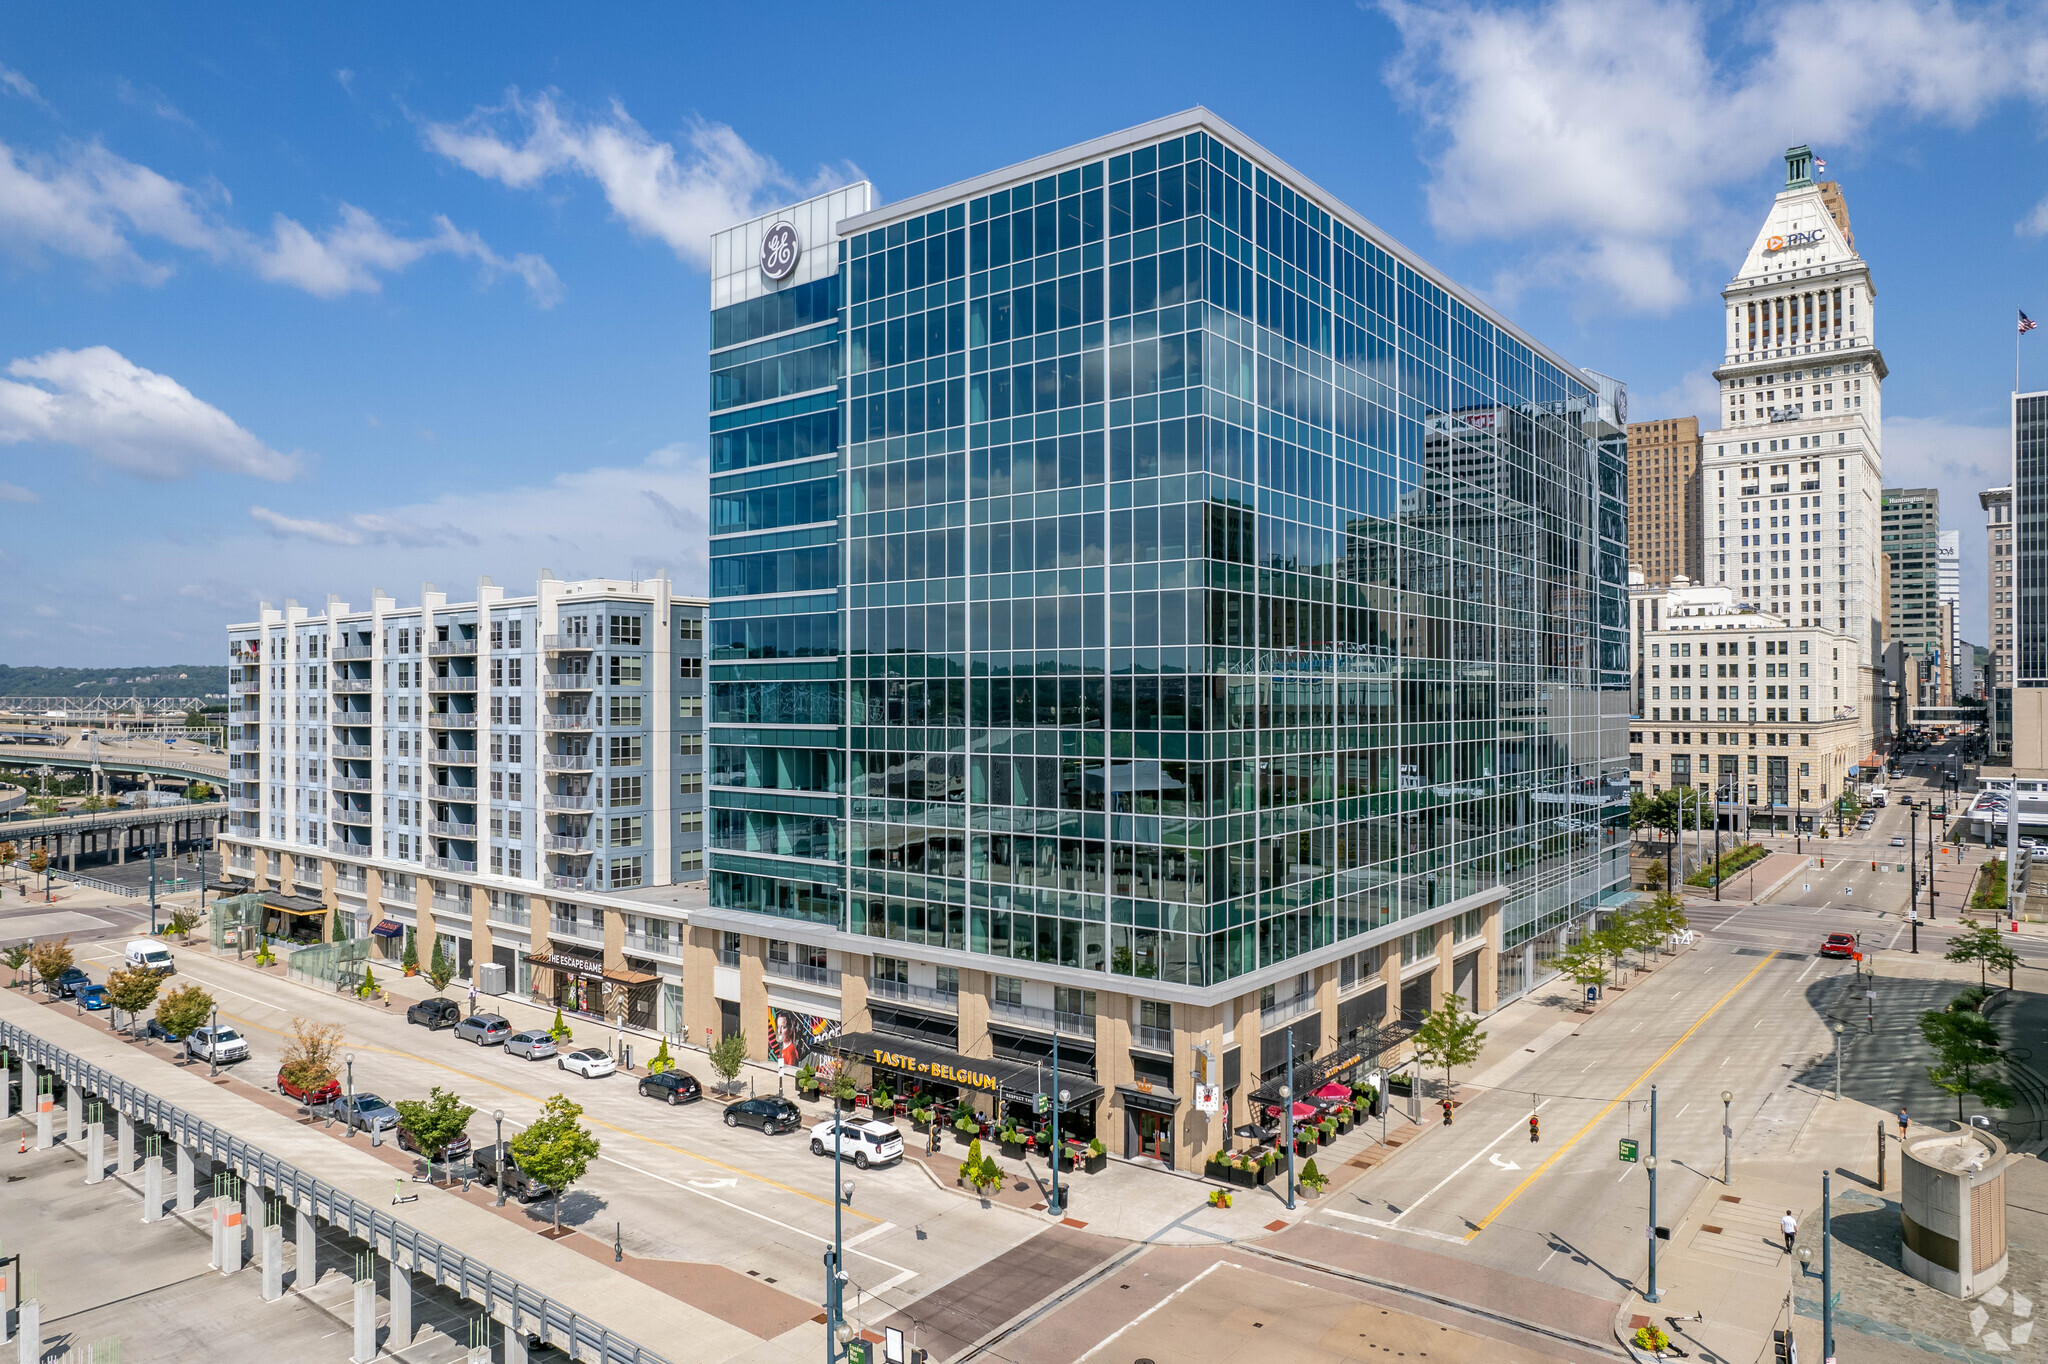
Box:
2019 195 2048 238
0 480 38 503
114 78 197 130
248 504 479 549
423 90 848 269
0 64 45 107
1379 0 2048 311
0 344 303 481
0 134 558 303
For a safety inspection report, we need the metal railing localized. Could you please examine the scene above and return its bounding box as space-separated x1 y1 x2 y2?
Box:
544 754 594 771
623 932 680 959
332 776 372 792
428 713 477 730
329 678 372 694
0 1017 671 1364
51 870 141 898
766 958 840 987
544 793 593 811
428 784 477 802
427 639 478 657
334 644 374 661
1260 993 1318 1028
867 977 958 1010
425 855 476 874
429 750 478 766
331 712 374 728
543 674 594 692
990 998 1096 1037
542 635 594 651
488 902 530 927
1132 1023 1174 1053
333 744 373 759
545 873 590 892
428 820 477 838
549 918 603 943
547 836 592 854
544 714 594 731
429 675 478 692
331 808 373 827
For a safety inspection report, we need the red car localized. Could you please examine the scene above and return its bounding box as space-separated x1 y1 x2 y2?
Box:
1819 933 1857 959
277 1069 342 1105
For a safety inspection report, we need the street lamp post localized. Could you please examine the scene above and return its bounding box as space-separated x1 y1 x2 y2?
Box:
1047 1032 1065 1220
1832 1022 1845 1101
1910 805 1923 922
825 1118 846 1364
1713 784 1724 902
208 1005 220 1078
1822 1169 1836 1364
344 1052 356 1137
1282 1024 1297 1212
493 1109 505 1206
1646 1085 1661 1303
1722 1089 1733 1185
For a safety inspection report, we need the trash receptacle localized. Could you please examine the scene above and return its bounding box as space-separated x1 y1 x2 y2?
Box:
1586 985 1600 1002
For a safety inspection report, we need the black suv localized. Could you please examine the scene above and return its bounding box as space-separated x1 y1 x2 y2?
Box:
51 967 91 998
723 1095 801 1135
406 998 461 1030
637 1071 702 1105
473 1142 549 1201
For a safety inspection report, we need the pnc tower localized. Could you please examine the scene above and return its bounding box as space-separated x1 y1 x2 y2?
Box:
1699 145 1888 760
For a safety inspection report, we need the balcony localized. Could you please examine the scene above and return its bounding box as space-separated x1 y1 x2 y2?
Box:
430 750 478 767
543 674 594 692
331 807 374 828
334 743 373 759
228 739 260 755
547 835 593 854
334 643 373 661
544 753 594 771
488 902 530 927
545 873 591 892
544 792 594 812
543 634 595 652
1260 993 1318 1028
428 819 477 838
332 711 374 728
428 784 478 802
329 838 370 856
329 678 372 694
429 675 478 693
228 796 260 812
991 998 1097 1038
425 855 477 874
867 978 958 1011
332 776 372 792
717 948 741 967
1132 1023 1174 1054
544 714 595 731
767 959 841 988
624 931 682 959
548 917 603 942
428 712 477 730
428 639 478 657
230 676 258 694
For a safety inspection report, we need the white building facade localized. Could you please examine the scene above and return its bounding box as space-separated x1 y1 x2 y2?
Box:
1698 146 1887 764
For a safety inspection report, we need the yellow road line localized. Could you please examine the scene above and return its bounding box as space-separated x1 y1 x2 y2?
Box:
1464 949 1780 1240
207 1002 877 1220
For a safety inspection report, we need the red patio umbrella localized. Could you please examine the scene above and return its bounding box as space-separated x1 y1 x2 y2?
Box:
1314 1083 1352 1100
1266 1101 1318 1121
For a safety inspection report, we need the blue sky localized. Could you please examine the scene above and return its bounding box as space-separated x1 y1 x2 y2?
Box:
3 1 2045 667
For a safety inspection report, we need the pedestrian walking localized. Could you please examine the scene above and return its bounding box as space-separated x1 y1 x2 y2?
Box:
466 982 478 1017
1898 1108 1910 1140
1781 1210 1797 1252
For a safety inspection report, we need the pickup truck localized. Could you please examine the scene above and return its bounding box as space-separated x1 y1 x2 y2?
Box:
185 1024 250 1064
472 1142 550 1201
277 1069 342 1106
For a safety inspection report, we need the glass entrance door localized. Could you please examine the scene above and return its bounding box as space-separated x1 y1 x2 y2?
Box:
1129 1109 1174 1167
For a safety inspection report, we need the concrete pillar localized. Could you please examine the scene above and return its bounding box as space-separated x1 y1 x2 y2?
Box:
504 1318 528 1364
0 1053 12 1123
243 1180 261 1263
63 1085 79 1145
350 1278 376 1364
222 1200 245 1274
260 1220 284 1302
468 1346 491 1364
142 1155 164 1223
14 1299 37 1364
175 1145 196 1212
295 1205 316 1289
387 1251 412 1349
116 1111 133 1174
84 1121 104 1184
209 1197 223 1270
32 1076 50 1151
116 830 126 865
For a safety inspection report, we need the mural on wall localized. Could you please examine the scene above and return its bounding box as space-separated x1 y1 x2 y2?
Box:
768 1006 841 1068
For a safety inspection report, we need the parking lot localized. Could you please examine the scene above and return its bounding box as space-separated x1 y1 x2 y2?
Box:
51 934 1049 1330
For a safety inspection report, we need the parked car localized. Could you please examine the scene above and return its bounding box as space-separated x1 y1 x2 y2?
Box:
51 967 91 999
1819 933 1858 959
76 984 109 1012
396 1122 472 1162
333 1093 400 1133
185 1024 250 1064
452 1013 511 1046
807 1118 904 1169
143 1016 187 1043
637 1071 701 1105
473 1142 550 1200
558 1048 617 1079
406 998 461 1030
277 1068 342 1106
504 1029 556 1061
724 1096 802 1135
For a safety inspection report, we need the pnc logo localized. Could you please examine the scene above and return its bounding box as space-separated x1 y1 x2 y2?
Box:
1765 229 1826 253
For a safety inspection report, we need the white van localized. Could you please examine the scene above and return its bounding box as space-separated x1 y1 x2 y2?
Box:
125 940 175 975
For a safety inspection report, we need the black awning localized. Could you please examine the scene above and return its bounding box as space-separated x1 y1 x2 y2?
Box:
1117 1083 1181 1114
1249 1013 1422 1105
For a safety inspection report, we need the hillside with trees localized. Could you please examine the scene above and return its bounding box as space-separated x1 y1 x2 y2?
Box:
0 665 229 699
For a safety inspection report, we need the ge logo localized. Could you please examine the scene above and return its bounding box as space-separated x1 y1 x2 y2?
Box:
760 221 800 280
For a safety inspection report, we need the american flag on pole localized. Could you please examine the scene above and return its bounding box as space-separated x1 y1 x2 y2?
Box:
2024 310 2039 335
1814 157 1827 176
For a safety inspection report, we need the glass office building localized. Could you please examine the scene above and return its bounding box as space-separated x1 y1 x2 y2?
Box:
704 112 1628 1167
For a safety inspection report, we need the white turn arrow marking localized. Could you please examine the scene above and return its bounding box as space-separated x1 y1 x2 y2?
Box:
1489 1152 1522 1171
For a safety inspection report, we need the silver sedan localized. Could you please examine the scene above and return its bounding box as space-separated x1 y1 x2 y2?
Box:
504 1030 558 1061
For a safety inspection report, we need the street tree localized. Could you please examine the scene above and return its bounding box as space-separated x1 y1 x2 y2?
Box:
1946 924 2021 991
1590 922 1633 982
509 1093 601 1236
27 847 48 882
1410 995 1487 1098
1641 892 1689 957
1 942 28 986
26 937 73 994
154 983 215 1041
0 841 16 884
1920 1008 2012 1121
105 965 163 1033
185 781 214 802
1555 939 1609 994
278 1018 344 1096
427 938 455 993
710 1031 749 1093
393 1086 477 1184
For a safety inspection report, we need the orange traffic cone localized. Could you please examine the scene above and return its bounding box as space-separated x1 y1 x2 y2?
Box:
17 1132 26 1154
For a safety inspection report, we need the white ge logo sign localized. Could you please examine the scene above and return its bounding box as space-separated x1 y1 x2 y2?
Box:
760 221 801 280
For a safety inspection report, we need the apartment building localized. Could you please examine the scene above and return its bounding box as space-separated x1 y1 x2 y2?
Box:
1627 415 1702 587
698 110 1630 1170
221 576 707 1031
1882 488 1943 691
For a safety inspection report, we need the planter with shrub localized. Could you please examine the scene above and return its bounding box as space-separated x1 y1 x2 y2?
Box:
1083 1137 1106 1173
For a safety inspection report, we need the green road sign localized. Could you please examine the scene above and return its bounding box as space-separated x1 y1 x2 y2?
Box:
1619 1137 1639 1163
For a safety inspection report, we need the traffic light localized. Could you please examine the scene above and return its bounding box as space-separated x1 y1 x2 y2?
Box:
1774 1328 1795 1364
1529 1114 1540 1143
